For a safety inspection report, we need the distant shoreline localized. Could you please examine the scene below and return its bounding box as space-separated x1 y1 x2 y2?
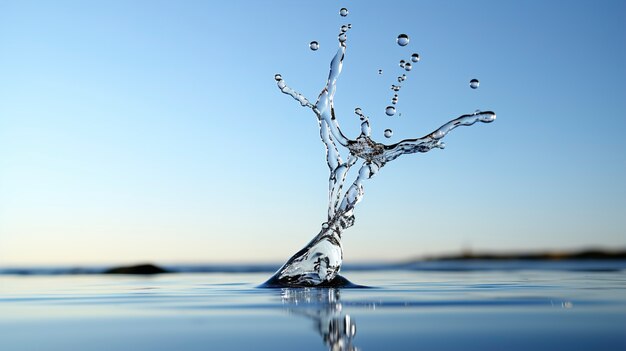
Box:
419 249 626 262
2 249 625 275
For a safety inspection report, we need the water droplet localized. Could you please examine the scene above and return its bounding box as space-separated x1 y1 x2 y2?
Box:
378 69 383 75
394 94 398 98
338 33 347 42
392 97 398 104
469 79 480 89
480 112 496 123
339 8 348 17
355 107 362 115
411 53 420 62
384 129 393 138
347 24 352 29
399 59 406 68
404 62 412 71
322 222 330 229
385 106 396 116
397 34 409 46
274 74 282 81
309 41 319 51
397 76 403 83
341 25 349 33
401 74 406 81
391 85 401 92
431 130 444 139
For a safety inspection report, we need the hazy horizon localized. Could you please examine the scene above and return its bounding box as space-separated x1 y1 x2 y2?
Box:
2 245 625 268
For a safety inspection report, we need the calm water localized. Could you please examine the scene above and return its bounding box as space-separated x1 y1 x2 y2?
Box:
1 264 625 350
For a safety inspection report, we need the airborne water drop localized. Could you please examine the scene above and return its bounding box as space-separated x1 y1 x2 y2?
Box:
404 62 412 71
339 8 348 17
309 41 319 51
384 129 393 138
397 34 409 46
469 79 480 89
385 106 396 116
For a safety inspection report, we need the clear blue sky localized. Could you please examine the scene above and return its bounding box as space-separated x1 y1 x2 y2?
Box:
1 0 625 265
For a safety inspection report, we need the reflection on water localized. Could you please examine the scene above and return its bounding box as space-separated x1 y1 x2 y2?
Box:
281 288 358 351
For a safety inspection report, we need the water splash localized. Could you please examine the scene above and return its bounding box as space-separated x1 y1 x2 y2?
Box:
262 12 495 288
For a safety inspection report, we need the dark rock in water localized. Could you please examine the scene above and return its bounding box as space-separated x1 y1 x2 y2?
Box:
104 264 169 275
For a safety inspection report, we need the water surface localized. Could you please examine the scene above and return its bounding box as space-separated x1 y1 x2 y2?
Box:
1 265 625 350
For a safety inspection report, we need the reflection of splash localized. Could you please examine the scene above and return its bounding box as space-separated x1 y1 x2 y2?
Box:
281 288 358 351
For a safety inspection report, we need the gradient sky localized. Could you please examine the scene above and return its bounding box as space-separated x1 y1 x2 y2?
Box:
1 0 625 266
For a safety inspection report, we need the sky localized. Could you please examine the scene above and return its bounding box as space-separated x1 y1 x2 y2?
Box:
1 0 625 266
